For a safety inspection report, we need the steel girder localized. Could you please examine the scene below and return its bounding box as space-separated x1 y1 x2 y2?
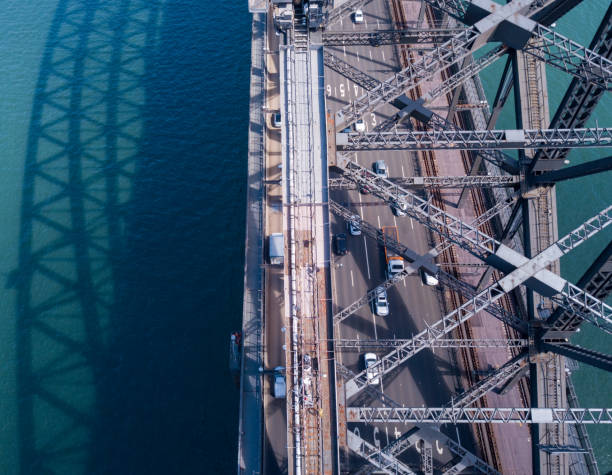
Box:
545 241 612 334
336 127 612 151
337 158 612 331
531 156 612 184
423 0 612 89
322 27 469 46
526 24 612 90
328 175 519 190
531 4 612 170
347 431 416 475
329 200 439 275
540 342 612 372
346 407 612 424
323 50 381 91
343 280 516 399
335 27 482 130
334 338 528 350
446 354 529 408
410 105 521 174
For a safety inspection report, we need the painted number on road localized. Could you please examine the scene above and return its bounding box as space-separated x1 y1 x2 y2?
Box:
370 113 377 127
326 84 332 97
339 83 345 98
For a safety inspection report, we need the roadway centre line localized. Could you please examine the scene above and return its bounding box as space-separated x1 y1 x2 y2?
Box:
362 236 371 279
371 312 378 339
350 269 354 287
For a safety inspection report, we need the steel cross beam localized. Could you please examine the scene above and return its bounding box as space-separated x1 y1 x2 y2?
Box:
335 27 482 130
393 98 520 174
322 27 469 46
446 353 529 408
423 0 612 88
347 430 416 475
344 280 514 399
323 50 381 91
346 407 612 424
336 127 612 151
334 338 528 350
328 174 520 189
531 3 612 170
337 158 612 331
329 200 439 275
333 269 412 324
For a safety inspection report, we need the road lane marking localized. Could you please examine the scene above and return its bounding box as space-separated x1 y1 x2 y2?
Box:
410 217 414 230
371 312 378 339
362 236 371 279
364 17 368 27
340 17 343 26
385 426 390 445
377 215 381 228
377 19 380 28
369 50 372 60
382 50 385 61
343 45 346 57
356 51 360 62
350 269 354 287
393 216 397 228
401 165 406 177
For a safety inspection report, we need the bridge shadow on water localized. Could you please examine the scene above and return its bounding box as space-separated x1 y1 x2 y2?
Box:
15 1 249 474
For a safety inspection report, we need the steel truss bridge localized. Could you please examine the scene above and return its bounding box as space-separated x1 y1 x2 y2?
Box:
244 0 612 473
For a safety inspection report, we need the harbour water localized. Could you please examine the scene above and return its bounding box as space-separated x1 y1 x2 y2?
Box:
0 0 609 474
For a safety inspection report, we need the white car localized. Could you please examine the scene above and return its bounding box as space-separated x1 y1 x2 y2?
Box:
391 197 408 216
348 214 362 235
364 353 380 385
373 160 388 178
353 9 364 23
355 118 366 132
421 269 439 286
273 366 286 398
372 286 389 316
272 112 282 128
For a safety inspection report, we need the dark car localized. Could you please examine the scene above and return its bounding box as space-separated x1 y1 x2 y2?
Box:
334 233 348 256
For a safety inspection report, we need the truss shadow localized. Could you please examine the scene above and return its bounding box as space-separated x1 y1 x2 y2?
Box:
15 1 245 474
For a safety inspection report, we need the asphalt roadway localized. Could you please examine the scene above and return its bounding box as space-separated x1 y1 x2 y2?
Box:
325 0 480 470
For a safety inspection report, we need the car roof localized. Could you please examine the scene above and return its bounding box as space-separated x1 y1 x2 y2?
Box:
365 352 376 359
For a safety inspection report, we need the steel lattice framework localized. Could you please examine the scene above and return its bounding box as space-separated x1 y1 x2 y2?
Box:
322 27 468 46
346 407 612 424
329 174 520 189
336 127 612 151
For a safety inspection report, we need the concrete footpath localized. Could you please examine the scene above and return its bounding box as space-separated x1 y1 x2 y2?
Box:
237 12 266 475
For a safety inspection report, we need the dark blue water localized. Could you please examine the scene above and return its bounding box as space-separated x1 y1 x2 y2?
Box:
0 0 250 473
0 0 610 473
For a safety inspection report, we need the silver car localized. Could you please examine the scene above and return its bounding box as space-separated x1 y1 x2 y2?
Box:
348 214 362 235
373 160 388 178
364 353 380 385
372 286 389 316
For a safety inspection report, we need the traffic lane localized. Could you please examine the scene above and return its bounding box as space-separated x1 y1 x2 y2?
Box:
263 397 288 474
326 0 395 33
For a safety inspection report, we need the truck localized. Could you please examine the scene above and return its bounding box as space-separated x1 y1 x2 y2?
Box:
382 226 404 278
269 233 284 265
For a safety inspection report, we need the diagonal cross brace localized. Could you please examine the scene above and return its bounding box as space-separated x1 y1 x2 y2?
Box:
337 157 612 332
